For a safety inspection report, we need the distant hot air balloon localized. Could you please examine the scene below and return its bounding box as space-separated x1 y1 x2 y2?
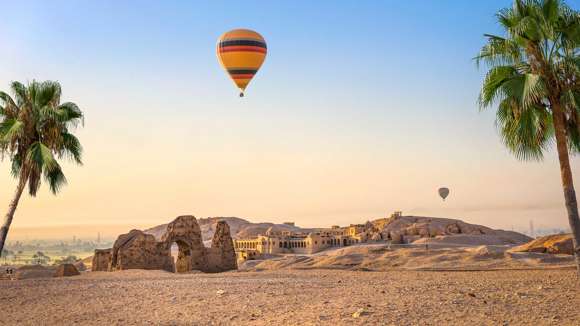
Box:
438 187 450 201
217 28 267 97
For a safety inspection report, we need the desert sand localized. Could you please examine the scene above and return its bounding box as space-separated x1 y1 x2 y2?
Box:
1 268 579 325
239 243 576 272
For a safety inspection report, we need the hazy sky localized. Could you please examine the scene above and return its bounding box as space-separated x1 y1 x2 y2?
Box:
1 0 579 237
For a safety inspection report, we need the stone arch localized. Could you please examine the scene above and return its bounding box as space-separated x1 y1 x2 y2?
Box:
161 215 207 272
169 239 193 273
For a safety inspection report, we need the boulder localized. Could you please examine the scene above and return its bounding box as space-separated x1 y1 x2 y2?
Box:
509 234 574 255
92 249 112 271
74 261 87 272
54 264 80 277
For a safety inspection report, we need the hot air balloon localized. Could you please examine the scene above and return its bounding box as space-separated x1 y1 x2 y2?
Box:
217 29 267 97
438 187 450 201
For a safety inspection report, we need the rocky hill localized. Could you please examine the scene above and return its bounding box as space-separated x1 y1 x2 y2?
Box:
368 215 532 246
144 216 318 245
144 214 531 247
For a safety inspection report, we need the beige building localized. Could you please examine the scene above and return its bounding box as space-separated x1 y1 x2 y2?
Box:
234 225 367 261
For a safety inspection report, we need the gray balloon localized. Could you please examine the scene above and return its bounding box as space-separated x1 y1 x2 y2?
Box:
438 187 450 201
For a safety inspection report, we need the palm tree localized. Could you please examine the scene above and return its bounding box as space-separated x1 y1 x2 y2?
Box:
0 80 84 255
476 0 580 274
32 251 50 265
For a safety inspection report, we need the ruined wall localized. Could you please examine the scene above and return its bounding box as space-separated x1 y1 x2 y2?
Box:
205 221 237 272
93 215 237 273
92 249 112 272
110 229 174 272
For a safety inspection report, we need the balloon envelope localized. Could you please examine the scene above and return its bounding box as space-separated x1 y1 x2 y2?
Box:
216 29 267 96
438 187 450 201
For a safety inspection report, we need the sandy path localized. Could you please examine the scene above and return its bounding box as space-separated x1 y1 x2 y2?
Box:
1 269 579 325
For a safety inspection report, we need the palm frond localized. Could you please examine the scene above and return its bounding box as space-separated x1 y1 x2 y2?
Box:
0 91 19 118
521 73 547 109
496 99 554 160
24 142 62 195
60 132 83 164
10 81 27 106
475 35 523 68
479 66 518 108
56 102 84 127
44 165 67 195
0 118 24 143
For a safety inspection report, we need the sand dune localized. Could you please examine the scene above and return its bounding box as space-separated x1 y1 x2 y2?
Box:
240 243 575 272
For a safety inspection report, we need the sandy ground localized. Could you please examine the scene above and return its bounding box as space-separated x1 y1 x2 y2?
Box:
1 268 579 325
240 244 576 272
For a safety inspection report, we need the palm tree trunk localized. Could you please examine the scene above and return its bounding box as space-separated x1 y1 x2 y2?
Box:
552 101 580 277
0 172 28 256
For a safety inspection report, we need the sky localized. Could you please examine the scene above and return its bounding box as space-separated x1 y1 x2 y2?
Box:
1 0 580 239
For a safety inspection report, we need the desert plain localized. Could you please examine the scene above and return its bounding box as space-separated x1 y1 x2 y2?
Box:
1 264 579 325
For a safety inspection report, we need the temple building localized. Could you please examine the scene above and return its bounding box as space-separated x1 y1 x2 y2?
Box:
234 224 369 261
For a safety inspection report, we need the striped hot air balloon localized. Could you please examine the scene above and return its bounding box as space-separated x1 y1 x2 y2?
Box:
217 29 267 97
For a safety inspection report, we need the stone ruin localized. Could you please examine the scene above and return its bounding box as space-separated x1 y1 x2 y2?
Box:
92 215 237 273
54 263 80 277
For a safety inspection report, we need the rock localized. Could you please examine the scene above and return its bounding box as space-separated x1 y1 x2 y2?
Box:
508 234 574 255
467 292 476 298
515 292 527 298
74 261 87 272
54 264 80 277
352 308 369 318
216 289 225 296
91 249 112 271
